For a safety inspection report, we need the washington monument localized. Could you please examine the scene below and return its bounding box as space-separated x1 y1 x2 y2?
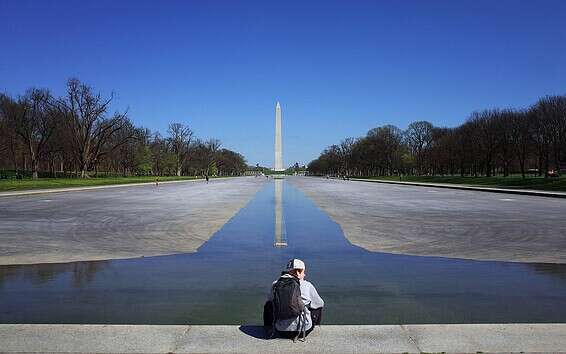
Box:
274 101 284 172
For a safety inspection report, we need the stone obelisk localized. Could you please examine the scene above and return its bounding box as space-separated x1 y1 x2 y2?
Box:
274 101 284 172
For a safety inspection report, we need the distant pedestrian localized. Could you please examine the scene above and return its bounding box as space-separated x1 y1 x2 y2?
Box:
264 259 324 341
155 177 159 187
205 175 209 184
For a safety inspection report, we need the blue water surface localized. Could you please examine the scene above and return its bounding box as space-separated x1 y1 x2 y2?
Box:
1 180 565 324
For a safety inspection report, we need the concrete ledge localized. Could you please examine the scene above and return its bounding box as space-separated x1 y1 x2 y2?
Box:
1 324 565 353
350 178 566 198
0 177 244 198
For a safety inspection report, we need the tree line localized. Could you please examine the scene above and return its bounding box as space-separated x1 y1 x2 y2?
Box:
0 79 247 179
308 95 566 178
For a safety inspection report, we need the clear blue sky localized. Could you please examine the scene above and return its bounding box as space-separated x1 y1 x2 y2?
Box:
1 0 565 167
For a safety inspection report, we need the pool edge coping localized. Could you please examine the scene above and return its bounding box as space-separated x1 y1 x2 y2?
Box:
1 323 565 353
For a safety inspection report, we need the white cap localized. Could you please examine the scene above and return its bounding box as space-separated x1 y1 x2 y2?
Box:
285 258 305 271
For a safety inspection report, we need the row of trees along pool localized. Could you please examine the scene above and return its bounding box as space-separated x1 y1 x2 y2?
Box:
0 79 248 179
308 95 566 178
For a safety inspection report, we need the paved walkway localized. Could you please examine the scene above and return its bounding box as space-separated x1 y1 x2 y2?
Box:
289 176 566 263
0 324 565 353
351 177 566 198
0 176 266 265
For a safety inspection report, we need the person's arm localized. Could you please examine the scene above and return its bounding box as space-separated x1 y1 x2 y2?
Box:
305 282 324 309
267 281 275 301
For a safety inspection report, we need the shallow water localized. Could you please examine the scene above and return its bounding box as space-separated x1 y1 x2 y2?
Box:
1 180 566 324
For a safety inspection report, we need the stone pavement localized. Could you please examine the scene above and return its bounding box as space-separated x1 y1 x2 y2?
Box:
0 324 565 353
289 176 566 263
0 176 266 265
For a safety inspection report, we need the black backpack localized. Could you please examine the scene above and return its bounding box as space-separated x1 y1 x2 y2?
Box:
272 276 304 320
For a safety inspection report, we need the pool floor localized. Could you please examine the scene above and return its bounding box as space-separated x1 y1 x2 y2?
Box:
1 180 566 324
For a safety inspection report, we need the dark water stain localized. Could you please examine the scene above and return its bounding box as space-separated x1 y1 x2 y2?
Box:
1 180 566 324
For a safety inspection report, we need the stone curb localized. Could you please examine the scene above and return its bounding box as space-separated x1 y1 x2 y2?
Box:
0 176 244 198
0 324 565 353
349 178 566 198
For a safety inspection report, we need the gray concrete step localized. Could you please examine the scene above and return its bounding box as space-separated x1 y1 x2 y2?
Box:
1 324 565 353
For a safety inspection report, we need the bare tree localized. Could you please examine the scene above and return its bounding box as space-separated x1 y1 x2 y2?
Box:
509 110 533 178
535 96 566 175
1 89 59 179
495 110 515 177
111 120 139 176
0 94 21 172
468 110 499 176
405 121 433 175
1 79 250 179
204 138 222 176
338 137 355 176
308 96 566 179
58 79 132 178
167 122 194 176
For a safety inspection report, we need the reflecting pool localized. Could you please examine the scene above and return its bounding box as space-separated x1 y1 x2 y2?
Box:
1 180 566 324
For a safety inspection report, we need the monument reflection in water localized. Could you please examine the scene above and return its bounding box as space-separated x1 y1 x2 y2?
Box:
274 179 287 248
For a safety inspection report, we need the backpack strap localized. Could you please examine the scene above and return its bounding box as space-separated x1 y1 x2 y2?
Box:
301 311 307 341
269 283 278 338
292 313 301 342
293 309 307 342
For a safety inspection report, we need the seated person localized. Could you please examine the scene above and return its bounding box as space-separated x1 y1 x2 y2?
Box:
264 259 324 340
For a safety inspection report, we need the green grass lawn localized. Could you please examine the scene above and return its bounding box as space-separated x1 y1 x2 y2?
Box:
0 175 206 192
361 175 566 192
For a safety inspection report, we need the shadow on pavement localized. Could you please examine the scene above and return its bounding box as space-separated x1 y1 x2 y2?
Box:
238 325 270 340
